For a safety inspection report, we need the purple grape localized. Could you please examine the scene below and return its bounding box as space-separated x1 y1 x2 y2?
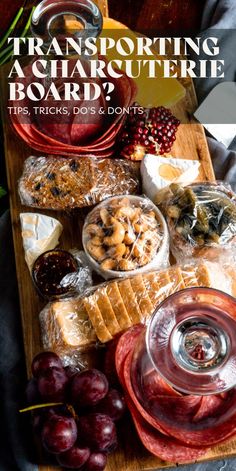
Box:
37 367 68 401
94 389 126 421
85 452 107 471
78 413 117 453
70 369 108 408
32 351 63 377
25 378 41 405
42 415 77 453
57 444 90 468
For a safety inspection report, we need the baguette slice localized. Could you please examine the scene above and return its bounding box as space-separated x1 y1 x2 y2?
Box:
117 279 141 324
106 282 132 330
130 274 154 319
83 298 112 342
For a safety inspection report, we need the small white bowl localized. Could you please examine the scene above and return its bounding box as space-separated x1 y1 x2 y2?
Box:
82 195 169 280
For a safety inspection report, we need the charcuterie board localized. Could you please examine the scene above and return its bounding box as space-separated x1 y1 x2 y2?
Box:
2 1 236 469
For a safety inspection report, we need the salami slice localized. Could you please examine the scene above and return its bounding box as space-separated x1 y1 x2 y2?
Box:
115 324 143 385
124 349 236 446
10 60 137 157
193 394 228 422
126 395 207 463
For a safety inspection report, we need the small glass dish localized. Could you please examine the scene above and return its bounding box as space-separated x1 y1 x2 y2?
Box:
32 249 78 299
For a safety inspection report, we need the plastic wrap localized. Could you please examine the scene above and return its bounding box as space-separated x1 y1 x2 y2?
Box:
39 259 236 358
32 248 93 300
39 297 97 367
164 181 236 262
18 155 140 210
82 195 169 280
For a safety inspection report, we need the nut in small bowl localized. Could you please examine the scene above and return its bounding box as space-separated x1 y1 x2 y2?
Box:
82 195 169 279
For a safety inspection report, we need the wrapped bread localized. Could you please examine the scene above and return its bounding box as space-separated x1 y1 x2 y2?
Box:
40 261 236 355
19 156 140 210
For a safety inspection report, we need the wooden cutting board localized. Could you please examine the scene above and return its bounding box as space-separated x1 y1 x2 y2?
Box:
3 1 236 470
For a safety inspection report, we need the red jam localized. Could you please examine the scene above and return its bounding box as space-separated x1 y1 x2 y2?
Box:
32 249 78 298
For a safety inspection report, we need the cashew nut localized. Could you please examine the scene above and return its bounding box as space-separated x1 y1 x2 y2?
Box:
86 240 106 261
124 227 136 245
90 236 103 246
137 253 152 267
124 246 131 258
133 238 146 258
115 206 140 221
85 224 104 238
108 243 126 260
103 218 125 246
133 220 149 234
100 208 111 226
100 258 117 270
119 258 137 271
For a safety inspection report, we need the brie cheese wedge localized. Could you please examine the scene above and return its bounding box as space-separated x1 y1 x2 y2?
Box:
20 213 63 271
141 154 200 203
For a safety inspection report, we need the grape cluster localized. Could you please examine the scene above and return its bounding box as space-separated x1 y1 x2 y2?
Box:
120 105 180 160
26 352 126 470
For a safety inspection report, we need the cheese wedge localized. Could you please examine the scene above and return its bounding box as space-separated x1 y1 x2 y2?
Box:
141 154 200 203
20 212 63 270
40 298 96 353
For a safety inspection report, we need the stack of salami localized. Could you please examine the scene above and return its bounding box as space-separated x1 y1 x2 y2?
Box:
10 60 137 157
115 324 236 464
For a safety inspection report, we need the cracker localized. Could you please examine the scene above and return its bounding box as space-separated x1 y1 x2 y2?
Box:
83 298 112 343
117 279 141 324
96 289 121 336
106 282 132 330
130 274 154 319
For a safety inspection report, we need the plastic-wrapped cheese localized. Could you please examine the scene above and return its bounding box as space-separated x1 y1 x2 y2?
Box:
20 213 63 270
141 154 200 203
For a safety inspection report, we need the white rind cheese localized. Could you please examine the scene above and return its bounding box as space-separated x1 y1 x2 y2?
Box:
20 213 63 270
141 154 200 203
